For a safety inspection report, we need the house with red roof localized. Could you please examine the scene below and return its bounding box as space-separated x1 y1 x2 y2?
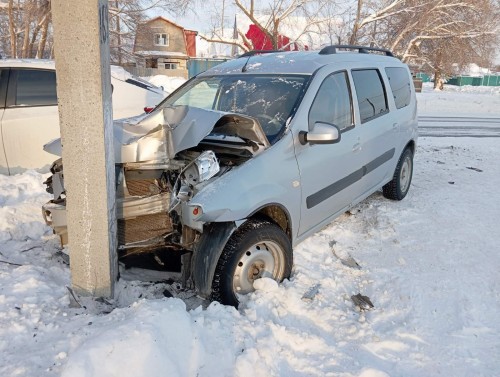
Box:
134 16 197 78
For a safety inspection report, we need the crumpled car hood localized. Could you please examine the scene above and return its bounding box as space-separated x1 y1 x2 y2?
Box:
44 106 270 163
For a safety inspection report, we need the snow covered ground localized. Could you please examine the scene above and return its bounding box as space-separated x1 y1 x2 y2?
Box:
1 84 499 377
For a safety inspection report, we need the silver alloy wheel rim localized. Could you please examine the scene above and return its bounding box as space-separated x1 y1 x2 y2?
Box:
233 240 286 295
399 155 412 194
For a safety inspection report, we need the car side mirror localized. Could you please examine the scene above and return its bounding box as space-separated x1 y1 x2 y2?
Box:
299 122 341 145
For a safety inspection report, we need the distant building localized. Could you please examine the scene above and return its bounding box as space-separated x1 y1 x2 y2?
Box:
133 16 197 78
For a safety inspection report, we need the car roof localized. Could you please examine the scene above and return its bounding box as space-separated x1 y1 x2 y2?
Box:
0 59 55 69
200 50 404 76
0 59 150 85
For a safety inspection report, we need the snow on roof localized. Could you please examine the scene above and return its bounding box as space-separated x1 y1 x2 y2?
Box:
135 51 188 58
0 59 55 69
202 50 401 76
0 59 151 83
460 63 494 77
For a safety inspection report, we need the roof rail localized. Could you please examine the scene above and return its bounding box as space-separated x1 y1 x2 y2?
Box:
238 50 282 58
319 45 394 57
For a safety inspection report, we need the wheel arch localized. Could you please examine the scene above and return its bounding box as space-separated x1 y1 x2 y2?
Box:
191 203 293 299
247 203 293 241
405 139 416 155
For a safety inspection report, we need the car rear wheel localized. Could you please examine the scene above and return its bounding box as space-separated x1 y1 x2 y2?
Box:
383 147 414 200
211 219 293 307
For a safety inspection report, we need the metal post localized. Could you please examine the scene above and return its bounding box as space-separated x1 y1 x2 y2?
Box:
52 0 117 298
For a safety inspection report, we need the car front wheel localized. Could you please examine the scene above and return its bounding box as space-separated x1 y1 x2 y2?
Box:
211 219 293 307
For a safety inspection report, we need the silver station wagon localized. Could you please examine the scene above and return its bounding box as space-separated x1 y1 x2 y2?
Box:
43 45 418 307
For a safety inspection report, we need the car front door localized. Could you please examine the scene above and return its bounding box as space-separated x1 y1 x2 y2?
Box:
1 68 60 173
294 70 365 237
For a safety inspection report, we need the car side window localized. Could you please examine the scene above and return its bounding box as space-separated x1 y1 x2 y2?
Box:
173 79 219 110
14 69 57 107
351 69 388 123
308 71 353 131
385 67 411 109
0 69 9 109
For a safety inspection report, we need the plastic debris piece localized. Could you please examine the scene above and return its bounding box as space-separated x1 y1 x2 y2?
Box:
351 293 374 311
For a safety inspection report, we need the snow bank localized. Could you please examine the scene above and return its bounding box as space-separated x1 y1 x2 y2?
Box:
62 300 239 377
418 82 500 117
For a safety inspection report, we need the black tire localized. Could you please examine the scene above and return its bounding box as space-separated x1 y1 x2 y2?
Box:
211 219 293 307
383 147 414 200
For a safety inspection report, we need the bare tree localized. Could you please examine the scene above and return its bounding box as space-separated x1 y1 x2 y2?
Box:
1 0 54 59
200 0 332 54
347 0 499 88
0 0 192 61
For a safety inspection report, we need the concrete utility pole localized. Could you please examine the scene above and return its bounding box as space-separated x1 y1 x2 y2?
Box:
52 0 117 298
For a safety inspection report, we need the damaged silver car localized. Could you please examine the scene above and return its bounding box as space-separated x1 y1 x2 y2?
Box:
43 46 418 307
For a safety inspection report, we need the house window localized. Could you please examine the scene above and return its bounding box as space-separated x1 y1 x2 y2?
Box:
154 33 169 46
164 63 178 69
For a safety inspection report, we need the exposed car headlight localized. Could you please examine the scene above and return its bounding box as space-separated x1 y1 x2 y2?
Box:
170 150 220 212
195 150 220 182
184 150 220 186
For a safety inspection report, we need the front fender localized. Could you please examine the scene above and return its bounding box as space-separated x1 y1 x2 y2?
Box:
189 133 301 229
193 182 294 223
192 221 237 298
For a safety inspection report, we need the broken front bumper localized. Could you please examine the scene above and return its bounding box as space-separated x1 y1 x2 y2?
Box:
42 192 172 249
42 199 68 246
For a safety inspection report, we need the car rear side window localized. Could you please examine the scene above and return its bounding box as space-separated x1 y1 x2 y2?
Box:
308 71 353 131
351 69 388 123
385 67 412 109
15 69 57 106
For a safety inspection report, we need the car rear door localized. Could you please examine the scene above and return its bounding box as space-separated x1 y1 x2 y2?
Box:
1 68 60 173
350 68 398 195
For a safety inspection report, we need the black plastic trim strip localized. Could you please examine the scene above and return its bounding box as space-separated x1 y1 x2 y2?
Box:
306 148 395 209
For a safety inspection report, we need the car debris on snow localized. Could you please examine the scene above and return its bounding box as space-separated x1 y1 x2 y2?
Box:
301 283 321 301
351 293 374 311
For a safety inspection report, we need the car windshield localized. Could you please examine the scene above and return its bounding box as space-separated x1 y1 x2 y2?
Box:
160 74 310 143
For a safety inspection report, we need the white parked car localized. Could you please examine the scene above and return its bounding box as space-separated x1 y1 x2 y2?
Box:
0 59 166 175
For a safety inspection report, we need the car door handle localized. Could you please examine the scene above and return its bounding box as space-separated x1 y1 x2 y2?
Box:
393 122 399 132
352 143 361 153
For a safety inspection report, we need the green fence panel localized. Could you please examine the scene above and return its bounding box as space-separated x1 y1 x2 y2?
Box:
471 77 482 86
459 76 474 86
188 58 229 78
416 73 431 82
483 75 500 86
448 75 500 87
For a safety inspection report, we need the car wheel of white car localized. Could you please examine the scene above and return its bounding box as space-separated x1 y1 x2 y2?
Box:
211 219 293 307
383 147 414 200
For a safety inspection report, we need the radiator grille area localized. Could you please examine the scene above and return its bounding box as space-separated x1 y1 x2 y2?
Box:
118 213 173 245
126 179 160 196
